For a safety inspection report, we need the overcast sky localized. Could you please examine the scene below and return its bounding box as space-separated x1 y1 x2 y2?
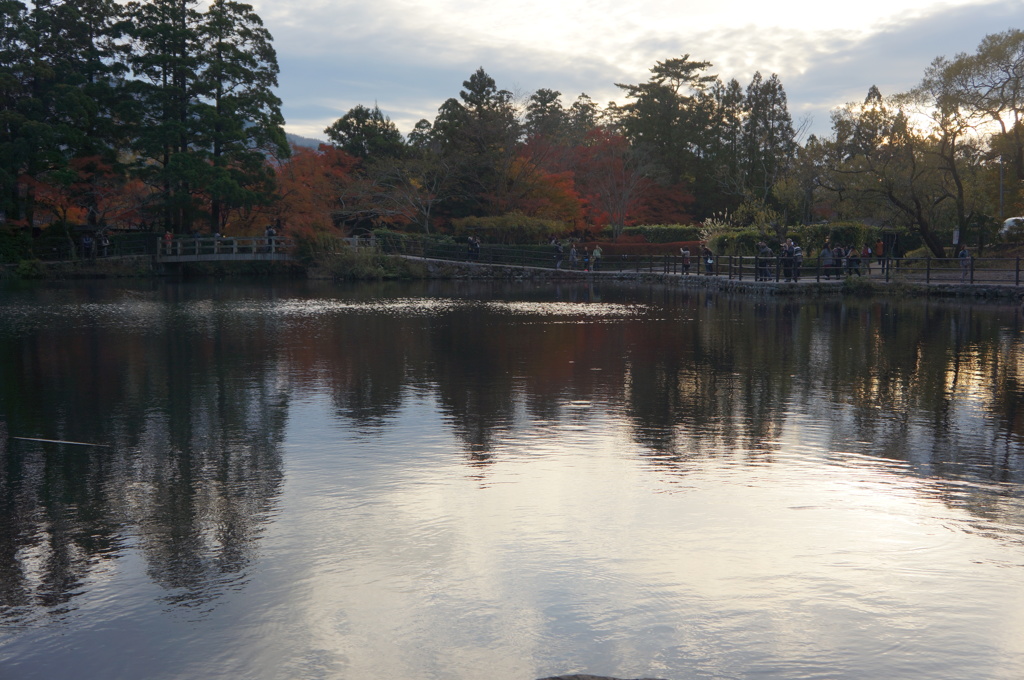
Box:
251 0 1022 142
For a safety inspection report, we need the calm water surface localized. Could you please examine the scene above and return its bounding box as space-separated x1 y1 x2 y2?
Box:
1 279 1023 680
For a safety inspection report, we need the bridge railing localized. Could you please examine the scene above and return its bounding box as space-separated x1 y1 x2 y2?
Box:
375 238 1024 286
157 236 295 259
697 254 1024 286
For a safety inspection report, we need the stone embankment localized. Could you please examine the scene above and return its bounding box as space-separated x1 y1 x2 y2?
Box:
410 257 1024 300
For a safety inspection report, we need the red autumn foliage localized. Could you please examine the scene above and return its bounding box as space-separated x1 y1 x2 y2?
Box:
268 144 360 238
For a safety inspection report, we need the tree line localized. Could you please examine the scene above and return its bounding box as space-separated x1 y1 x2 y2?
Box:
0 0 287 239
2 1 1021 257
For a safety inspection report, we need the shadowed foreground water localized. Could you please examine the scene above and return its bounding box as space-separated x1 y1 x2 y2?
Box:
0 279 1022 680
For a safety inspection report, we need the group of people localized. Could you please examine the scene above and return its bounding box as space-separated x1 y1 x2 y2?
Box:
754 239 803 281
819 241 885 279
80 231 111 258
553 238 602 271
677 246 714 275
745 237 895 281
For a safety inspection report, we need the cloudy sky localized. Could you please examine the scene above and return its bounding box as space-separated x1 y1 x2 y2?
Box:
251 0 1022 142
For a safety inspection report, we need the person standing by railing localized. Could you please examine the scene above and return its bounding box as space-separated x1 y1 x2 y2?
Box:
592 244 602 271
846 245 861 276
781 238 795 282
832 243 845 277
820 243 833 280
264 224 276 253
757 242 772 281
958 244 970 282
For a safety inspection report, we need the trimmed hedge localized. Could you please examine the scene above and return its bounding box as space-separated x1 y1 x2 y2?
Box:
620 224 703 243
451 213 567 244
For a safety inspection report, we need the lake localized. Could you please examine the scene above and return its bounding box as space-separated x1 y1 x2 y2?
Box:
1 279 1023 680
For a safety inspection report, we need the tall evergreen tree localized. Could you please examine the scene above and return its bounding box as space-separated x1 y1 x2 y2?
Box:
324 103 404 160
0 0 33 225
614 55 716 186
197 0 288 230
741 72 797 206
0 0 126 230
125 0 286 232
125 0 204 232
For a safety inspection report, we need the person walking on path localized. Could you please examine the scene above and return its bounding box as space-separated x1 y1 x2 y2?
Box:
681 246 691 275
959 244 971 282
592 244 602 271
569 243 578 269
702 246 714 275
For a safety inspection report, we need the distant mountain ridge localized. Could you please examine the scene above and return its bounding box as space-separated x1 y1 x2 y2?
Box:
286 132 325 149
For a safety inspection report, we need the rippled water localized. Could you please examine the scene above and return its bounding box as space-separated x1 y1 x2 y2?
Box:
1 279 1023 680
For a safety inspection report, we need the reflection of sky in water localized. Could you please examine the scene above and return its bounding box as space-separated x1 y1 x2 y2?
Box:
2 283 1024 680
255 392 1024 680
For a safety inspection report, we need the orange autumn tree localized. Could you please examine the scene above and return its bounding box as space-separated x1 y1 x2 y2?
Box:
33 157 150 232
268 144 360 238
506 156 583 225
573 129 652 236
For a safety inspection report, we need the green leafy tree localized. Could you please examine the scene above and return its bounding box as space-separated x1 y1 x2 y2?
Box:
324 103 405 160
828 88 952 255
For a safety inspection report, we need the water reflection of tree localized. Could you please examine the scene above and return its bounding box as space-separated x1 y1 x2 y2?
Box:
5 282 1024 621
0 291 286 620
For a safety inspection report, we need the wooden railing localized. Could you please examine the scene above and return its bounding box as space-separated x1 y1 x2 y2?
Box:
156 236 295 262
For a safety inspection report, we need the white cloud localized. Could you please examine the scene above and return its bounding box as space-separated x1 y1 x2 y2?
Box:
257 0 1022 139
